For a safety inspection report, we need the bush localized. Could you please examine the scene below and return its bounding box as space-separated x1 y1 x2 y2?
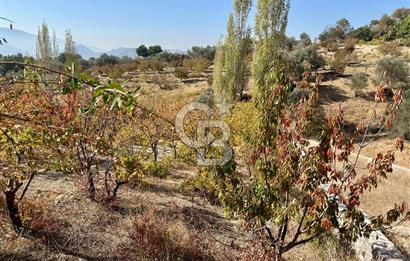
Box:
96 53 120 66
378 42 402 56
183 58 211 75
138 59 166 72
152 75 177 90
173 67 190 81
143 158 171 179
176 144 197 165
352 25 374 42
188 45 216 60
344 37 357 54
182 170 220 205
288 88 326 138
121 212 217 260
393 90 410 140
328 42 340 52
373 55 410 89
349 72 368 97
397 16 410 41
288 88 312 104
330 50 349 75
289 46 326 78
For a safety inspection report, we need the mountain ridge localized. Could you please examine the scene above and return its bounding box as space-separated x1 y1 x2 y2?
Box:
0 27 185 59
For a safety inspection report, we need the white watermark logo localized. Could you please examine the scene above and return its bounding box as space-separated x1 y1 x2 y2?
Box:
175 102 232 166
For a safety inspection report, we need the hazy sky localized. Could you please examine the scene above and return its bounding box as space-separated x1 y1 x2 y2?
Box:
0 0 409 51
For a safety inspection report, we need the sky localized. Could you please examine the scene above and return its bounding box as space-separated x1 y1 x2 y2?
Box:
0 0 409 51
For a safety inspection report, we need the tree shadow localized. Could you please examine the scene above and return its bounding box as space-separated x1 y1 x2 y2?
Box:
181 206 225 231
134 180 178 196
318 84 350 105
342 120 388 143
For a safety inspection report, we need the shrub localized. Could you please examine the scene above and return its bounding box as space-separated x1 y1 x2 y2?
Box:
176 144 197 165
143 158 171 179
138 59 166 72
330 50 349 75
182 170 220 205
328 42 340 52
289 46 326 78
352 25 374 42
152 75 177 90
121 212 216 260
344 37 357 54
183 58 211 75
137 45 149 58
300 32 312 47
188 45 216 60
393 90 410 140
373 55 410 89
173 67 190 81
96 53 119 66
349 72 368 97
378 42 402 56
397 16 410 41
288 88 326 138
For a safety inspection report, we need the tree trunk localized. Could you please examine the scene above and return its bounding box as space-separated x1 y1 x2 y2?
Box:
5 191 23 230
87 172 96 200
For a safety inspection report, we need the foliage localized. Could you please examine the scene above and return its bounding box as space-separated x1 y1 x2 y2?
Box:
152 74 177 90
319 18 353 43
352 25 374 42
344 37 356 54
182 170 220 205
329 49 349 75
36 22 53 62
188 45 216 61
156 51 185 67
137 45 149 58
136 45 163 57
392 8 410 21
212 43 227 103
0 60 140 231
373 55 410 90
300 32 312 47
173 67 190 81
64 29 76 56
289 46 325 79
148 45 163 57
0 53 25 76
183 58 210 75
96 53 120 66
224 0 253 101
393 90 410 140
349 72 368 97
377 42 402 57
143 158 171 179
121 211 224 260
138 59 166 72
396 15 410 41
208 1 410 259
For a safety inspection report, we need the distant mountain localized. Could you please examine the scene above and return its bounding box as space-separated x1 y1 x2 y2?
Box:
0 27 101 59
0 27 187 59
107 48 137 58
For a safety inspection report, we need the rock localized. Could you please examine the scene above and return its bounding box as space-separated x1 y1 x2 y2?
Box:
354 231 407 261
54 194 65 205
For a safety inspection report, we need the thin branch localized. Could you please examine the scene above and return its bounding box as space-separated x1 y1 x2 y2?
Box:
282 231 324 253
19 172 36 200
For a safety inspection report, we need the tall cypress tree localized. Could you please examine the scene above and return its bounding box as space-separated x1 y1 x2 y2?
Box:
224 0 252 101
212 42 227 103
36 22 52 62
64 29 76 55
252 0 291 147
